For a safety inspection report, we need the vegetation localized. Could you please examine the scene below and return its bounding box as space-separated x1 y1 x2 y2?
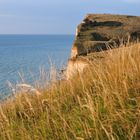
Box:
0 43 140 140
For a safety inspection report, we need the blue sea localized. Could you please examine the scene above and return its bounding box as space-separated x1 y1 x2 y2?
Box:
0 35 74 100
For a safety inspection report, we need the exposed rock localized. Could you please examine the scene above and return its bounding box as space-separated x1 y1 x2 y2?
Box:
71 14 140 58
66 58 89 79
67 14 140 79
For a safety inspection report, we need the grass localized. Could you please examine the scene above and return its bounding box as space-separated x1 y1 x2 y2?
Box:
0 43 140 140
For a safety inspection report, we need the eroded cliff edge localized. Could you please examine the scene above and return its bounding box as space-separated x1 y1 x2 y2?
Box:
67 14 140 78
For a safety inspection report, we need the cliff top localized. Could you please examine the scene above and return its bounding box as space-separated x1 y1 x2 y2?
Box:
83 14 140 28
71 14 140 58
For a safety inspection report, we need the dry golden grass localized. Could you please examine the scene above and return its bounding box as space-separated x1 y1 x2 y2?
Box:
0 43 140 140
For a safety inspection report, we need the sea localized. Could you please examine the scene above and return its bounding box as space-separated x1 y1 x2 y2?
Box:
0 35 75 100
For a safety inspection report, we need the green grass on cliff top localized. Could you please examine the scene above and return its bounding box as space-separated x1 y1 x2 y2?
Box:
0 43 140 140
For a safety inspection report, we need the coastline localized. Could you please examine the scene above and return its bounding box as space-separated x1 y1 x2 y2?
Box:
0 14 140 139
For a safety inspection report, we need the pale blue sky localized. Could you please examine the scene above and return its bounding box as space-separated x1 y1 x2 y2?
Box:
0 0 140 34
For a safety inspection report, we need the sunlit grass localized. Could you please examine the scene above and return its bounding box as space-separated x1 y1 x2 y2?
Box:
0 43 140 140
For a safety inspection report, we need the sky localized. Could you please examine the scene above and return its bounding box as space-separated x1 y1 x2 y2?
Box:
0 0 140 34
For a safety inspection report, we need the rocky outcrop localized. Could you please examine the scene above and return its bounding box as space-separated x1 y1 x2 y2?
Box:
67 14 140 79
71 14 140 58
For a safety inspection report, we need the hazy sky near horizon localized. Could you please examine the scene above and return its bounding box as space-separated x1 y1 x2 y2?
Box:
0 0 140 34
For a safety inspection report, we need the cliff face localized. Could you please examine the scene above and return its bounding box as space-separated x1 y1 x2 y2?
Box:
71 14 140 58
67 14 140 79
66 58 88 79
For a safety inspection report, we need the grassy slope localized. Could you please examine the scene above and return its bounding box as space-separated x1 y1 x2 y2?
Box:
0 43 140 140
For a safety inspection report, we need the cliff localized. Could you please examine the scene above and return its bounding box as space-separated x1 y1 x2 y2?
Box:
67 14 140 78
71 14 140 58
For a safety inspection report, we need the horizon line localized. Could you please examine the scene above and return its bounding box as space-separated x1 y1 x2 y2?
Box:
0 34 75 36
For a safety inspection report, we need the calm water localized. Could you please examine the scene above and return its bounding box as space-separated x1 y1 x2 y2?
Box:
0 35 74 99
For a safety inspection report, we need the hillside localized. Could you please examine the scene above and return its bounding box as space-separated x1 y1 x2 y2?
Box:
0 43 140 140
